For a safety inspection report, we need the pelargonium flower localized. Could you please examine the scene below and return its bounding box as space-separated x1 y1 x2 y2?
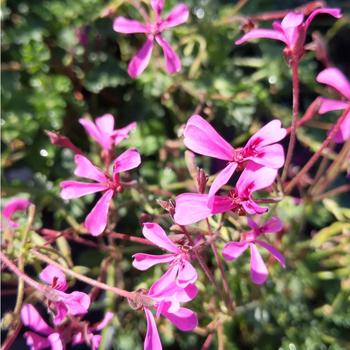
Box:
79 114 136 152
113 0 189 78
222 217 285 284
235 8 341 61
316 67 350 143
60 150 141 236
133 223 197 290
39 265 90 325
183 115 286 201
21 303 113 350
174 163 278 225
1 197 31 229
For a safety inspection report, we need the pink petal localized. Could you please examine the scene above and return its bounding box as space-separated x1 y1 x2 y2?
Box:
128 38 154 78
235 29 286 45
222 241 249 261
155 35 181 74
177 260 197 287
84 189 114 236
316 67 350 100
79 118 104 147
21 304 54 335
151 0 164 16
242 199 268 215
256 240 285 268
113 148 141 174
132 253 175 270
144 308 162 350
142 223 179 253
74 155 108 182
247 217 258 230
333 110 350 143
91 335 102 350
149 265 179 297
184 115 235 161
208 162 238 201
112 121 137 145
48 333 64 350
280 12 304 47
64 291 91 315
60 181 107 200
113 17 148 34
95 114 115 135
247 144 285 169
318 98 349 114
261 216 283 234
162 307 198 331
305 8 342 32
249 244 268 285
2 198 31 219
94 311 114 331
161 4 189 30
39 265 67 291
52 302 68 325
23 331 51 350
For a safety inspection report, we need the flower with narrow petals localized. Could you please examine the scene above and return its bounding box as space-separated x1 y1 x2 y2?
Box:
113 0 189 78
79 114 136 152
133 223 197 290
174 163 278 225
316 67 350 143
235 8 341 61
60 150 141 236
183 115 286 202
1 197 31 229
222 217 285 284
39 265 90 325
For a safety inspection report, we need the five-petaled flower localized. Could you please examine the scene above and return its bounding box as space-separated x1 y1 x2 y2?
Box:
113 0 189 78
222 217 285 284
60 150 141 236
316 67 350 143
235 8 341 62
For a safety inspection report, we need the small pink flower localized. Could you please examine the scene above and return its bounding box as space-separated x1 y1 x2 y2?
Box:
236 8 341 61
60 150 141 236
133 223 197 289
174 163 278 225
183 115 286 201
39 265 90 325
79 114 136 152
316 67 350 143
113 0 189 78
222 217 285 285
1 197 31 229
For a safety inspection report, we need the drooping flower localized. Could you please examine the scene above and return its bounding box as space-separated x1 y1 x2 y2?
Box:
21 303 113 350
235 8 341 61
113 0 189 78
1 197 31 229
174 163 278 225
133 223 197 290
222 217 285 284
60 150 141 236
316 67 350 143
39 265 90 325
183 115 286 201
79 114 136 152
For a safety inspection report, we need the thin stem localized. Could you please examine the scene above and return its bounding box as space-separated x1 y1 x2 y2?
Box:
313 184 350 202
285 106 350 194
282 59 300 183
108 231 156 246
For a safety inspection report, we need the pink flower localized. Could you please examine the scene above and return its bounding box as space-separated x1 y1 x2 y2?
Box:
60 150 141 236
316 67 350 143
235 8 341 60
133 223 197 290
113 0 189 78
21 303 112 350
39 265 90 325
1 197 31 229
222 217 285 285
174 163 278 225
79 114 137 152
183 115 286 201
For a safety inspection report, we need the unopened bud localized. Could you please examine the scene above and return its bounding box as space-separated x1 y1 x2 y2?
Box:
197 168 208 194
45 130 82 155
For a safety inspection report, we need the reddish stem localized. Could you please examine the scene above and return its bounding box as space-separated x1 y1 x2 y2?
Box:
108 231 156 246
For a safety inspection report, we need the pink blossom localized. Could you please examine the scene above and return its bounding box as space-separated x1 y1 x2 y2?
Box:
174 163 278 225
183 115 286 201
316 67 350 143
60 150 141 236
39 265 90 325
21 303 113 350
113 0 189 78
222 217 285 285
1 197 31 229
235 8 341 61
133 223 197 290
79 114 137 152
